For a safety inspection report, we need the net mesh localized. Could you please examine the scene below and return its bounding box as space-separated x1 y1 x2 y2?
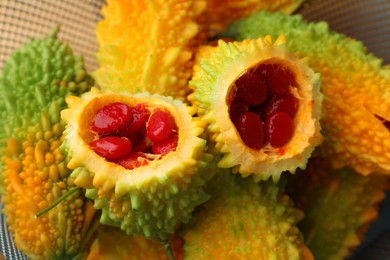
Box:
0 0 389 259
0 0 105 72
298 0 390 64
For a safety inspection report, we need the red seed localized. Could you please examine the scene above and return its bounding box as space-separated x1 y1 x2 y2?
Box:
118 104 151 136
147 109 176 143
92 102 132 135
229 99 248 123
265 112 294 147
90 136 132 160
256 63 296 95
235 71 268 105
152 132 179 155
235 111 264 150
264 94 298 119
115 152 148 170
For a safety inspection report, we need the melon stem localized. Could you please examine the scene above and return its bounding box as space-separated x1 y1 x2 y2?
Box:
35 186 82 218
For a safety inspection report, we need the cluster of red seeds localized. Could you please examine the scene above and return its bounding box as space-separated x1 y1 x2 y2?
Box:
89 102 178 170
229 63 298 150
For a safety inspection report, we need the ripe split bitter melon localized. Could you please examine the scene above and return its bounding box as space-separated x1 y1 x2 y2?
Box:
0 29 97 259
183 171 313 260
61 87 215 241
222 11 390 175
94 0 206 100
189 36 323 182
286 157 389 260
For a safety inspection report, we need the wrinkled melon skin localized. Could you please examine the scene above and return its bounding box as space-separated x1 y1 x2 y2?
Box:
201 0 306 37
0 28 92 156
189 36 323 182
0 30 98 259
183 171 313 260
87 225 169 260
61 87 216 241
222 11 390 175
286 157 389 260
94 0 206 100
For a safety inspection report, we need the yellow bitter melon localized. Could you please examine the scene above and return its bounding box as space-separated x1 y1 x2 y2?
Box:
94 0 206 100
201 0 306 37
183 171 313 260
87 225 170 260
61 87 215 241
189 36 323 182
222 11 390 175
286 157 389 260
0 29 98 259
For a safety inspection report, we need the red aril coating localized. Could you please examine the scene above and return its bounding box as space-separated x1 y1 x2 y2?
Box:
114 152 148 170
229 99 248 123
264 94 298 119
249 95 271 117
235 111 264 150
256 63 296 95
235 71 268 105
152 132 179 155
147 109 176 143
92 102 132 135
127 134 152 153
265 112 294 147
133 139 152 153
228 62 299 150
127 133 143 147
118 104 150 136
89 136 132 160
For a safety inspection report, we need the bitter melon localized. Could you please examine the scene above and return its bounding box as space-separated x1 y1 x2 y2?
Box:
87 225 169 260
189 36 323 182
202 0 306 36
222 11 390 175
94 0 206 100
286 157 389 260
0 29 97 259
61 87 215 241
183 171 313 260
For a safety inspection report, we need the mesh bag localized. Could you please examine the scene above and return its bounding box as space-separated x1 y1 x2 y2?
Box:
0 0 389 259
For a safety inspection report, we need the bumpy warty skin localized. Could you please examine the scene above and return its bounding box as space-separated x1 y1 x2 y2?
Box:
200 0 306 36
189 36 322 182
183 172 312 260
61 87 217 241
94 0 206 100
222 11 390 175
0 29 97 260
87 225 170 260
286 157 389 260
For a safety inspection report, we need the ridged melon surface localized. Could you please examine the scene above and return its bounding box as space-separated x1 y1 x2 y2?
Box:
0 29 98 260
222 11 390 175
94 0 206 100
61 87 215 240
183 171 312 260
87 226 169 260
286 157 389 260
201 0 306 36
189 36 323 182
